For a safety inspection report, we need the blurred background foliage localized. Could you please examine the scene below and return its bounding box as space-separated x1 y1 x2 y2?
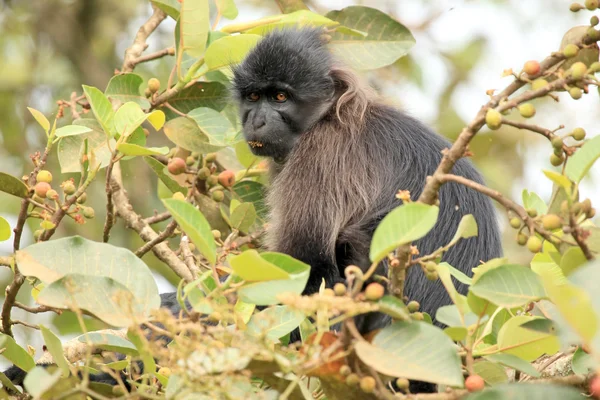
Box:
0 0 598 352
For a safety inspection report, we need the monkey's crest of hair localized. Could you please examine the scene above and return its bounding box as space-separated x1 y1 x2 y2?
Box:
232 27 373 126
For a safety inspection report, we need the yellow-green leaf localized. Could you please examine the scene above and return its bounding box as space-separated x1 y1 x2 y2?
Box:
370 203 439 264
27 107 50 132
565 134 600 183
39 325 70 377
230 250 290 282
205 34 261 71
117 143 169 156
180 0 210 58
162 198 216 265
0 216 11 241
0 171 29 198
497 316 560 361
82 85 115 136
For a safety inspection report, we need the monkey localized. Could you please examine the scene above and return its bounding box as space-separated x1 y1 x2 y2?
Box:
230 27 502 334
3 27 502 395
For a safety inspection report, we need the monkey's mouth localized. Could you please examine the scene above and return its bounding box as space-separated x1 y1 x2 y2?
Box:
247 140 265 148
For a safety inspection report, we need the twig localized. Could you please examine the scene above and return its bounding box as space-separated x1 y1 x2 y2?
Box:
13 302 59 314
130 47 174 68
102 152 118 242
109 164 193 282
180 236 199 280
144 211 172 225
121 6 167 73
501 120 574 155
12 320 39 330
569 213 594 260
0 256 13 267
135 220 178 257
69 91 81 120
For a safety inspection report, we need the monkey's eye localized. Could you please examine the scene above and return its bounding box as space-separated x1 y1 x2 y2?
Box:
273 92 288 103
246 93 260 102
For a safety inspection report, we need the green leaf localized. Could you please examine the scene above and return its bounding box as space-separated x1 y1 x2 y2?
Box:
522 190 548 215
162 198 216 265
187 107 234 145
449 214 478 245
445 263 473 286
40 325 70 377
567 261 600 351
180 0 210 58
151 0 180 19
78 331 138 355
38 274 151 327
246 305 305 341
444 326 468 341
0 333 36 372
484 353 541 378
57 119 115 173
117 143 169 156
571 346 596 375
54 124 93 139
377 295 410 320
473 359 508 385
233 181 267 219
496 316 560 361
0 171 28 198
236 252 311 305
144 156 188 195
326 6 416 70
0 216 11 241
0 370 20 393
243 10 337 35
436 262 466 313
465 383 584 400
127 330 156 374
519 318 557 334
205 34 261 71
542 170 572 192
16 236 160 323
215 0 238 19
370 203 439 264
565 134 600 183
559 247 587 276
27 107 50 132
235 140 260 168
355 321 463 386
274 0 308 13
82 85 115 136
105 73 150 108
114 102 148 137
163 82 227 120
23 367 62 398
164 116 226 154
230 250 290 281
470 264 546 308
229 202 256 234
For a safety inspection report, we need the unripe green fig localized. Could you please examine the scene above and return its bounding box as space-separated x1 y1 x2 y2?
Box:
518 103 536 118
36 170 52 184
570 3 585 11
569 62 587 79
485 109 502 130
212 229 221 239
551 136 564 149
527 208 538 218
407 300 420 312
82 206 95 219
186 156 196 166
590 62 600 73
569 87 583 99
205 153 217 163
531 78 548 91
509 217 521 229
517 233 528 246
211 190 224 202
527 236 543 253
550 153 564 166
572 127 586 140
62 181 76 195
426 271 439 281
46 189 58 200
206 175 219 187
542 214 562 230
148 78 160 93
411 311 424 321
346 374 360 386
76 193 87 204
591 15 599 26
197 167 210 180
563 43 579 58
333 283 346 296
585 0 599 10
395 378 410 390
172 192 186 201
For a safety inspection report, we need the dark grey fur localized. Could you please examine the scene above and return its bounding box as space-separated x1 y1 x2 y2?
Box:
232 28 502 326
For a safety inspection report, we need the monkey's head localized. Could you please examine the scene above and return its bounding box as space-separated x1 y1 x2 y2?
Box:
232 28 336 161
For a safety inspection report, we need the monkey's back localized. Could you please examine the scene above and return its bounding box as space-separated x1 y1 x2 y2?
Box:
363 104 503 319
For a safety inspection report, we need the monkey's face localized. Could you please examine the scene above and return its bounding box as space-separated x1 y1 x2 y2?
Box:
237 86 331 161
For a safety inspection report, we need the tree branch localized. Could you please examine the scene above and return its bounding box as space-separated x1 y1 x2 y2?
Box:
121 6 167 73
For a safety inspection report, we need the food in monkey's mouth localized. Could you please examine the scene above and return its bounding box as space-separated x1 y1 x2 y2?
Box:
247 140 264 148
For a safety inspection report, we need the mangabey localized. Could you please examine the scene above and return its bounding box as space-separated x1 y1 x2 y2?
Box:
231 27 501 332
